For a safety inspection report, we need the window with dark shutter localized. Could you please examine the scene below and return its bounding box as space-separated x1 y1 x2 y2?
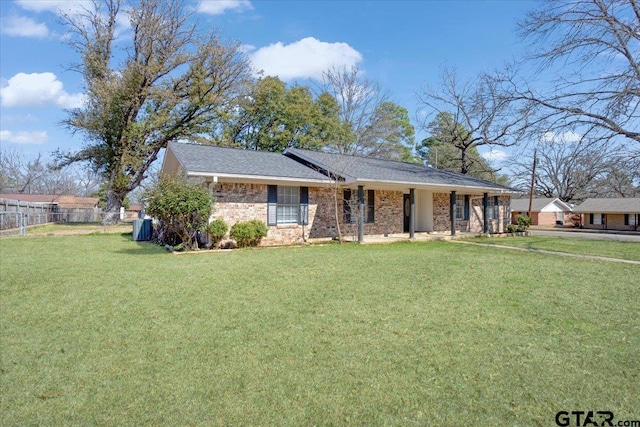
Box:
366 189 375 223
464 195 470 220
267 185 277 226
343 189 352 223
299 187 309 225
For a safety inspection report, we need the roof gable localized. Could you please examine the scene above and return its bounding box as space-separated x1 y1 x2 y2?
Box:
510 198 572 212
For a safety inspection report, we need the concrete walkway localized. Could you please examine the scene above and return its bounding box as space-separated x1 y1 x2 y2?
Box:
529 228 640 242
450 240 640 265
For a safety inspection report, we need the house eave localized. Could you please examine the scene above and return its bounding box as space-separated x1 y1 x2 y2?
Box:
353 178 515 194
185 171 334 186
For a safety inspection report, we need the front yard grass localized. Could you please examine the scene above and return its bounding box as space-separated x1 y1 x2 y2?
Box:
473 235 640 261
1 234 638 426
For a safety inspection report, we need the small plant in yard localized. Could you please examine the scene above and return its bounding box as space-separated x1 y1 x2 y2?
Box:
515 214 532 232
506 223 517 233
207 218 228 248
230 219 268 247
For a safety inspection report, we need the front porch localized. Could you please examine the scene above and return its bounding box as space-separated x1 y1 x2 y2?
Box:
336 231 483 245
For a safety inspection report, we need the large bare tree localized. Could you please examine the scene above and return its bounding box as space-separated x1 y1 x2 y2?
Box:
321 66 416 161
509 135 628 202
58 0 252 223
417 68 523 175
0 148 101 196
512 0 640 145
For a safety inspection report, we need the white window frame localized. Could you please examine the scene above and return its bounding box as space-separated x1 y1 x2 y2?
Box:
276 186 299 225
455 195 465 221
487 197 497 220
629 215 637 226
593 213 602 225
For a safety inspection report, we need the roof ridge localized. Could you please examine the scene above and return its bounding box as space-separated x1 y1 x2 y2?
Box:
169 141 289 157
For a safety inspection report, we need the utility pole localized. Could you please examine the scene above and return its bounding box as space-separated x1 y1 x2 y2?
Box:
528 148 537 218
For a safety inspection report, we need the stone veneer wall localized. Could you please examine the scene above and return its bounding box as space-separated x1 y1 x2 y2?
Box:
211 183 404 246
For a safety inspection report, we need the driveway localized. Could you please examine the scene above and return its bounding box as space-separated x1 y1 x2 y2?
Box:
529 228 640 242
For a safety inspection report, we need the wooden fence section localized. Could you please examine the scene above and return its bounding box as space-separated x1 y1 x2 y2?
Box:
0 198 103 230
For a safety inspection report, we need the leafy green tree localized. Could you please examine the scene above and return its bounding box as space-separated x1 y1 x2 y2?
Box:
218 77 344 152
360 102 417 162
57 0 252 223
143 174 213 251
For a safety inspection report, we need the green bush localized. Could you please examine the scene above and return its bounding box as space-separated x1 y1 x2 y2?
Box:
207 218 228 247
506 223 517 233
230 219 268 247
143 174 214 250
515 214 532 232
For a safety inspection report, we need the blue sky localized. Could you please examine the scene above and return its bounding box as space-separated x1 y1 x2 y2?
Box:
0 0 537 164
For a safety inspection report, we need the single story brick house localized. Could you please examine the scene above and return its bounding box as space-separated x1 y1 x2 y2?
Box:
161 142 515 245
574 198 640 232
510 197 574 226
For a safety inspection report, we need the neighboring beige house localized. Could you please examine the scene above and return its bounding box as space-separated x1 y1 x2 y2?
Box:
161 142 515 246
574 198 640 231
510 198 574 226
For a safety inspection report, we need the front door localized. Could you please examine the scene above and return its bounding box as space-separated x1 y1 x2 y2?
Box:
403 194 411 232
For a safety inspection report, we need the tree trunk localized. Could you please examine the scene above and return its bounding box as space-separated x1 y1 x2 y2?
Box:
103 189 123 225
333 187 343 243
460 148 468 175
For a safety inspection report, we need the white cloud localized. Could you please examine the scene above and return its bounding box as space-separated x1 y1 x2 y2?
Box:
249 37 363 81
481 148 509 162
541 131 582 144
0 72 86 109
0 15 49 38
0 130 48 145
15 0 93 16
197 0 253 15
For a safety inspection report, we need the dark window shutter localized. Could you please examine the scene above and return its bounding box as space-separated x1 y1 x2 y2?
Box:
494 196 499 218
589 213 594 224
299 186 309 225
343 189 352 223
624 214 629 225
464 195 470 220
267 185 277 226
367 189 375 223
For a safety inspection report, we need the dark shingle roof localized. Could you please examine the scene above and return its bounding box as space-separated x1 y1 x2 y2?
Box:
285 148 513 192
167 142 330 181
574 198 640 213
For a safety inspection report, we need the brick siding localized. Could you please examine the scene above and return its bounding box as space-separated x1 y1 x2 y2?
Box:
211 183 510 245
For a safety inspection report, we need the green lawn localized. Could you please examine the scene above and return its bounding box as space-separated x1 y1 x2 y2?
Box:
473 235 640 261
1 234 638 426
